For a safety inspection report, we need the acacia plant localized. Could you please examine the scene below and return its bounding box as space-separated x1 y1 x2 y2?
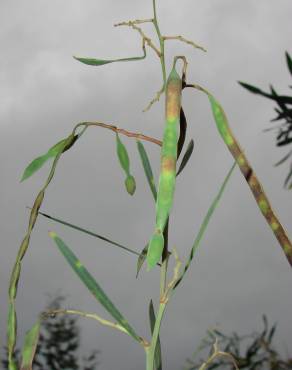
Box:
7 1 292 370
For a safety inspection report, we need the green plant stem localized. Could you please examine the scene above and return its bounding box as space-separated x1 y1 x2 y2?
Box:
147 302 167 370
160 221 169 297
152 0 166 88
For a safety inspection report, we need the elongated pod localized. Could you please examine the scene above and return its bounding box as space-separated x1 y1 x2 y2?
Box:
115 133 136 195
207 94 292 266
147 64 182 270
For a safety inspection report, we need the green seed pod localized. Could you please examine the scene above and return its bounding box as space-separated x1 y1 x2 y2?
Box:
116 133 136 195
208 93 292 267
147 232 164 270
125 175 136 196
116 133 130 175
146 64 182 270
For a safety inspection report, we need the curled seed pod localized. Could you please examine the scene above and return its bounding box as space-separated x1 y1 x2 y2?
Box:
147 64 182 270
125 175 136 195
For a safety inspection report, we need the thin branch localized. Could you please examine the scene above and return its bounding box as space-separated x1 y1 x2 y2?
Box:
74 121 162 146
198 338 239 370
42 309 131 337
163 35 207 52
143 85 165 112
162 248 182 303
114 20 161 57
114 18 154 25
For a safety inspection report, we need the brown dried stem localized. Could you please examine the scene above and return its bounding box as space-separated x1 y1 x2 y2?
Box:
74 121 162 146
114 20 161 57
163 35 207 52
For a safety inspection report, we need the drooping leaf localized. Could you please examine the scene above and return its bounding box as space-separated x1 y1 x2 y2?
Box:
116 133 130 174
284 164 292 188
136 140 157 200
286 51 292 76
21 134 78 182
274 150 292 167
21 156 49 182
136 244 148 278
149 300 162 370
267 324 277 344
36 210 140 257
239 81 292 105
176 139 194 176
174 161 236 290
20 320 41 370
49 232 141 343
177 107 187 159
238 82 266 95
116 133 136 195
73 47 146 66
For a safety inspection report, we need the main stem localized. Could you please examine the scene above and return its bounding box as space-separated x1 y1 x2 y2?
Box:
152 0 166 88
146 2 169 370
146 303 167 370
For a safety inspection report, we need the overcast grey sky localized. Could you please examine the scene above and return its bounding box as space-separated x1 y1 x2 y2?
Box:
1 1 292 369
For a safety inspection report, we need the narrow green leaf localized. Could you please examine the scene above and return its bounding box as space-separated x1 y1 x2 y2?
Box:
136 244 148 278
176 139 194 176
49 232 141 343
238 81 266 95
21 134 78 182
36 210 140 257
239 81 292 105
136 140 157 200
47 137 69 157
286 51 292 76
274 150 292 167
20 320 41 370
174 161 236 290
73 48 146 66
284 164 292 188
21 156 49 182
116 133 130 174
149 300 162 370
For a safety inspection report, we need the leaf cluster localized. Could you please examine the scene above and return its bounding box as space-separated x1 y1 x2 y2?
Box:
185 315 292 370
239 52 292 189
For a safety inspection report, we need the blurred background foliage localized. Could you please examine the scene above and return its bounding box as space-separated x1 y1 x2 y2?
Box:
239 52 292 190
1 295 99 370
185 315 292 369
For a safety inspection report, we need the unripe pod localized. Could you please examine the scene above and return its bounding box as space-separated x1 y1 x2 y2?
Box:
116 133 130 175
125 175 136 196
115 133 136 195
147 232 164 270
146 64 182 270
